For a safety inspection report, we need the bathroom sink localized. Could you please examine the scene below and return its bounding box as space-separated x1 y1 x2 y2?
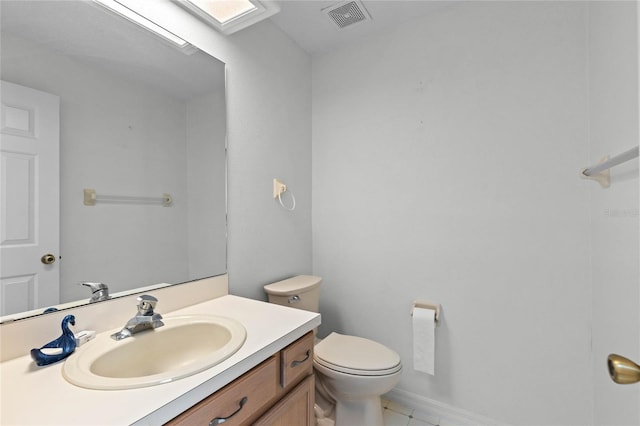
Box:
62 315 246 390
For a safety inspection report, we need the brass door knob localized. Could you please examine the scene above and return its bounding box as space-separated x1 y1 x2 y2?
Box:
608 354 640 384
41 254 56 265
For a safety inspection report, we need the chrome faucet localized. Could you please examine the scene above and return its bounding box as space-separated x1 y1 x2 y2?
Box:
111 295 164 341
81 282 110 303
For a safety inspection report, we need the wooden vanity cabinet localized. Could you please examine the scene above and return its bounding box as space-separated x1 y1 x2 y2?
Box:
253 375 314 426
166 331 315 426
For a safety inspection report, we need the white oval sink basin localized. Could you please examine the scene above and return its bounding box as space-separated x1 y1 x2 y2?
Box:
63 315 246 390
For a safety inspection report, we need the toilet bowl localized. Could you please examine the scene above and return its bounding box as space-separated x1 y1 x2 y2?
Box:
314 332 402 426
264 276 402 426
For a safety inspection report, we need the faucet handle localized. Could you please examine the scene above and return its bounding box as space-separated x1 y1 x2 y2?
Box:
81 282 110 303
137 295 158 315
81 282 108 292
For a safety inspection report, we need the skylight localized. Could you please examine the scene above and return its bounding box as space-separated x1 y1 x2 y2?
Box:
177 0 280 35
186 0 258 24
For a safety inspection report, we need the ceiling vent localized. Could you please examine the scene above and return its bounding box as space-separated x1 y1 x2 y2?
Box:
323 0 371 29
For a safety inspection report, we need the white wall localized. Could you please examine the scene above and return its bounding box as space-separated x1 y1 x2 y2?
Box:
589 2 640 424
312 2 593 424
223 24 313 298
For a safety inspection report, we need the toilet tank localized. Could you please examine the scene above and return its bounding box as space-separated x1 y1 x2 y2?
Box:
264 275 322 313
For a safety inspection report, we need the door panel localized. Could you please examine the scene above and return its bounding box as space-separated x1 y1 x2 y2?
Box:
0 81 60 316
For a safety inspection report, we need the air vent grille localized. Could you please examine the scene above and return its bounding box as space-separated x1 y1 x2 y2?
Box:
324 1 371 29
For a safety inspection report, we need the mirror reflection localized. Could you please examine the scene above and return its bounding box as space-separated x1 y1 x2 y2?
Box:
0 0 227 320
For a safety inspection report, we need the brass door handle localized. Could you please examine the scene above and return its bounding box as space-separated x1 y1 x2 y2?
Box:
608 354 640 384
41 254 56 265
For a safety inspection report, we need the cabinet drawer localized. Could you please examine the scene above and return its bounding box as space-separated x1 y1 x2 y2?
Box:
280 331 314 388
167 356 278 426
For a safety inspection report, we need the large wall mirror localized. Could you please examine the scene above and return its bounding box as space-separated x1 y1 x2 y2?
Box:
0 1 227 321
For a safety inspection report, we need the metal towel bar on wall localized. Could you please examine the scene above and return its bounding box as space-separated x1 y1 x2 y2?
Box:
83 188 173 206
580 145 639 188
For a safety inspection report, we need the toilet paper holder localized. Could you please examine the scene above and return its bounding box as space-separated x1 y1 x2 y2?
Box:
411 301 441 323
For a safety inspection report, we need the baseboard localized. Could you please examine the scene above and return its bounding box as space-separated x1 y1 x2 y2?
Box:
384 388 509 426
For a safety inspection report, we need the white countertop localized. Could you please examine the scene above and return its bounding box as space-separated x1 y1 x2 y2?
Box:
0 295 320 425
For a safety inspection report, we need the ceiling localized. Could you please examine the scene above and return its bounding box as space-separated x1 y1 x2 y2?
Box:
269 0 456 54
1 1 224 100
1 1 455 95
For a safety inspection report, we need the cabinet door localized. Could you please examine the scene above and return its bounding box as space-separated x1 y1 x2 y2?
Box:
167 357 278 426
254 375 315 426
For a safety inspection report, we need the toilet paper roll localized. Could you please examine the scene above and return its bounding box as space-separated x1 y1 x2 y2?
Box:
412 307 436 375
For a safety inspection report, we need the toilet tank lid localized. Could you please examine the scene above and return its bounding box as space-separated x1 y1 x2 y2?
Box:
264 275 322 295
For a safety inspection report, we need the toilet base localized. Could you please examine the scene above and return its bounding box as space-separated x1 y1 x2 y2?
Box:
315 373 384 426
315 404 335 426
334 396 384 426
314 357 401 426
314 386 336 426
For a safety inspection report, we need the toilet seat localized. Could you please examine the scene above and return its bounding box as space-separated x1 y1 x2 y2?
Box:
314 332 401 376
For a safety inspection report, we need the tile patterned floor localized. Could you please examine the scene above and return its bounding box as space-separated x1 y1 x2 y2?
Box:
382 399 440 426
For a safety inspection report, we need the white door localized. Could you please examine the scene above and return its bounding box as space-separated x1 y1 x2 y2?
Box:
0 81 60 316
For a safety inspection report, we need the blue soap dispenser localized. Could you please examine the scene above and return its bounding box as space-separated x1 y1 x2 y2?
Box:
30 314 77 366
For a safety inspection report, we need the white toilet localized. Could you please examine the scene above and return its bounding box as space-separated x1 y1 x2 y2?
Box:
264 275 402 426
